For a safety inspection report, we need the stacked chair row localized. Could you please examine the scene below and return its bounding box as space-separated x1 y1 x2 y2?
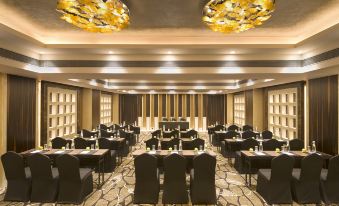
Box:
234 138 304 173
1 152 93 204
133 153 216 205
145 137 205 150
257 153 339 205
51 137 117 173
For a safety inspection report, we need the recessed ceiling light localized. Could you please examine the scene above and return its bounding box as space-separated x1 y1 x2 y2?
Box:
167 51 172 54
169 90 175 94
188 90 196 94
230 51 236 54
108 51 114 54
264 79 275 82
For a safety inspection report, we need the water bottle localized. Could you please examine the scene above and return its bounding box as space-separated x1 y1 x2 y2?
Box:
179 140 182 151
158 141 161 150
312 141 316 153
259 142 263 152
286 140 290 152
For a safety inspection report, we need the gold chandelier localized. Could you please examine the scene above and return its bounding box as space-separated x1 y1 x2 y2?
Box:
56 0 130 32
202 0 275 33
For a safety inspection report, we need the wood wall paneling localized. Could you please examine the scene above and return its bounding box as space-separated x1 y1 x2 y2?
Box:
206 94 225 126
7 75 36 152
119 94 140 124
170 94 174 117
154 94 158 117
245 90 254 126
186 94 190 116
162 95 166 117
178 94 182 117
309 75 338 155
92 90 100 128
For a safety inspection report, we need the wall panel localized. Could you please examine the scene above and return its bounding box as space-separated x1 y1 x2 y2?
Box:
92 90 100 128
309 75 338 155
7 75 36 152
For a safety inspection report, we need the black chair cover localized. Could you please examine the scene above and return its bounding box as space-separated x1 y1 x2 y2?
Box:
191 138 205 150
51 137 71 149
241 130 257 139
82 129 99 138
234 139 259 174
133 153 160 204
162 154 188 204
242 125 253 131
261 130 273 139
289 139 304 151
227 124 239 131
320 155 339 204
263 139 282 151
190 153 217 204
74 137 91 149
27 153 59 203
151 130 161 138
145 138 159 150
256 154 295 204
56 154 93 204
1 151 31 202
291 153 323 204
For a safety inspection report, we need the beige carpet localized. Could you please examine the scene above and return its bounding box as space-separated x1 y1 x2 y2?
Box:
0 132 317 206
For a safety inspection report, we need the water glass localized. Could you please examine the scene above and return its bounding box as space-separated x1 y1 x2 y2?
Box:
255 146 258 152
43 144 48 150
152 145 156 151
199 145 203 151
307 146 311 152
91 144 94 150
174 145 177 151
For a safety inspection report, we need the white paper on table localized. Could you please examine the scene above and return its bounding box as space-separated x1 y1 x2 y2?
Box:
171 151 178 154
148 151 156 154
30 150 42 154
254 152 266 156
236 139 243 142
282 152 294 156
80 151 90 154
54 151 65 154
198 151 205 154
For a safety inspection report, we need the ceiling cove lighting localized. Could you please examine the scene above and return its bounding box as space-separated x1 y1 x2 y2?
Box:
56 0 130 32
202 0 275 33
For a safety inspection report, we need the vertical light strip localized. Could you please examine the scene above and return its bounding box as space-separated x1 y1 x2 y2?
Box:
198 94 203 129
166 94 170 118
190 94 195 129
158 94 162 121
142 94 146 128
150 94 154 129
304 82 309 147
36 80 41 147
174 94 178 119
0 73 7 190
183 94 186 118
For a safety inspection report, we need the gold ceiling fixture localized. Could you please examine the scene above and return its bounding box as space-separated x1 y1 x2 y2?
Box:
56 0 130 32
202 0 275 33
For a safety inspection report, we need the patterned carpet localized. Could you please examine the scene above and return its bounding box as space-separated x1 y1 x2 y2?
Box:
0 132 317 206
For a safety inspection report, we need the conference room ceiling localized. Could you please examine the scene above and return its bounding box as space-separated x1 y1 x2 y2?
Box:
0 0 339 93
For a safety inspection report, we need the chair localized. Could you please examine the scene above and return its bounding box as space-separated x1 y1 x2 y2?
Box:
291 153 323 204
214 124 225 131
98 124 108 130
179 117 186 121
163 154 188 204
234 138 259 174
56 154 93 204
82 129 99 138
263 139 282 151
261 130 273 139
190 153 217 204
74 137 91 149
151 129 161 138
241 130 257 139
225 130 240 139
170 117 176 121
97 138 117 172
162 117 168 121
1 151 31 202
145 138 159 150
256 154 295 204
100 129 116 138
27 153 59 203
168 138 180 150
134 153 160 204
242 125 253 131
51 137 71 149
320 155 339 204
289 139 304 151
191 138 205 150
187 129 198 138
227 124 239 131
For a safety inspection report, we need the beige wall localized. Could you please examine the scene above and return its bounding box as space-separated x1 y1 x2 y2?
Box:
226 94 234 124
112 94 120 124
81 88 93 130
252 88 264 131
0 73 7 190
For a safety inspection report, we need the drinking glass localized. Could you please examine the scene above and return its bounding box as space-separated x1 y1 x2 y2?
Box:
44 144 48 150
199 145 203 151
255 146 258 152
174 145 177 151
152 145 156 151
91 144 94 150
307 146 311 153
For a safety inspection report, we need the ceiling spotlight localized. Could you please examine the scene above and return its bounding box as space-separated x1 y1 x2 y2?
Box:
264 79 275 82
169 90 176 94
108 51 114 54
167 51 172 54
230 51 236 54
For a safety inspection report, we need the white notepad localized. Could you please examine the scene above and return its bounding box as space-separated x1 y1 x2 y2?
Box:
80 151 90 154
148 151 156 154
282 152 294 156
254 152 266 156
171 151 178 154
54 151 65 154
30 150 42 154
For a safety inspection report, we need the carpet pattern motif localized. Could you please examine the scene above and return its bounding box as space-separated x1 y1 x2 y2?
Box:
0 132 314 206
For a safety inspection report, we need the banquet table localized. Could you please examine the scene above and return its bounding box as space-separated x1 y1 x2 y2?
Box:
21 148 109 188
241 150 332 187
